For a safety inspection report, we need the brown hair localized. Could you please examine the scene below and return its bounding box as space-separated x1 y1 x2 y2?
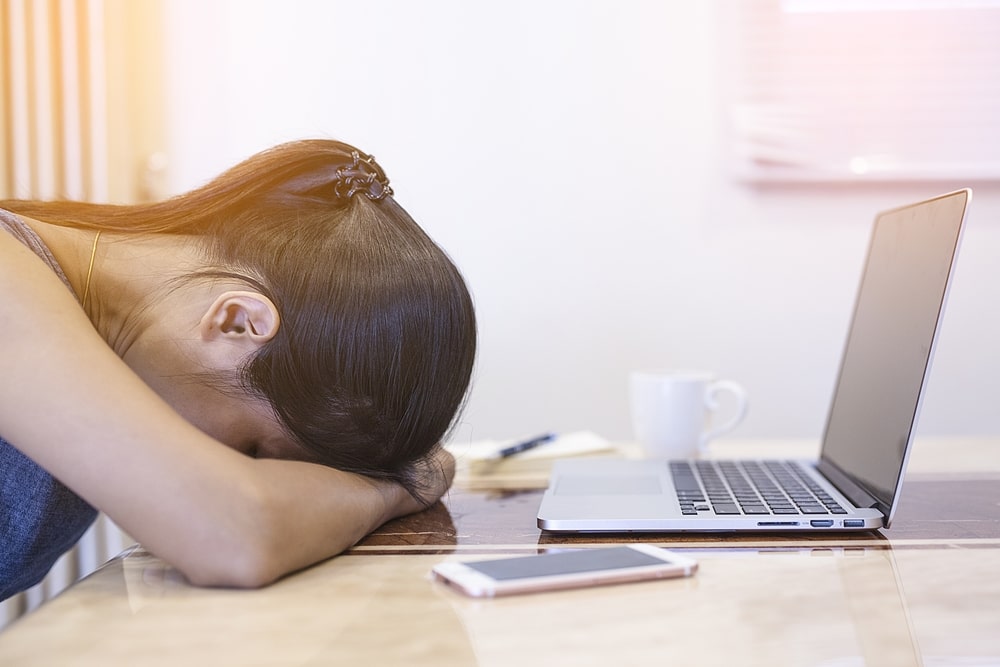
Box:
2 139 477 502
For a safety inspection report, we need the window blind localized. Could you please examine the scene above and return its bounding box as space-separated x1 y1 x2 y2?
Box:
721 0 1000 182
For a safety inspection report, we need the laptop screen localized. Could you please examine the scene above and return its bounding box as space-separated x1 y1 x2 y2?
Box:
820 190 969 519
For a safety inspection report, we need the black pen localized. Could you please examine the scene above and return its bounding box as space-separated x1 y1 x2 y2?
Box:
491 433 557 460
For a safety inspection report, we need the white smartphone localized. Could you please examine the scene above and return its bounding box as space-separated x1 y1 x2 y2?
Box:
430 545 698 598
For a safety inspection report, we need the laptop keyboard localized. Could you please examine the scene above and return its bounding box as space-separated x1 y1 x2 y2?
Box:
670 460 848 516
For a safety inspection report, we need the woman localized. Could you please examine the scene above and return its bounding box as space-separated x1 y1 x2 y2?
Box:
0 139 476 600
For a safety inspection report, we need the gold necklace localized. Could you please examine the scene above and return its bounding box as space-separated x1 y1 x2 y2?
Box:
81 230 101 309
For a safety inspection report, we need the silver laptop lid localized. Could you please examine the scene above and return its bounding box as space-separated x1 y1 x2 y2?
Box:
818 189 970 527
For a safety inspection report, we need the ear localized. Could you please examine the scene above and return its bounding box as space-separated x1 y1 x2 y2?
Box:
199 291 280 346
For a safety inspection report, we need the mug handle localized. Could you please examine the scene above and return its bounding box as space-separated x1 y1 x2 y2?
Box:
699 380 748 450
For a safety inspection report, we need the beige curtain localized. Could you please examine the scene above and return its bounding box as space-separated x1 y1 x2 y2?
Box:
1 0 166 201
1 0 165 629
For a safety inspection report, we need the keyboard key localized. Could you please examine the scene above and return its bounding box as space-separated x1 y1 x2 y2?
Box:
713 504 742 515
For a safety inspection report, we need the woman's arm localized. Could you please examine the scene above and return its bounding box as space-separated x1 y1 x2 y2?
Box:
0 231 452 587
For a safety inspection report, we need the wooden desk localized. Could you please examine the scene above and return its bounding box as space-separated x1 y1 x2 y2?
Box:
1 438 999 666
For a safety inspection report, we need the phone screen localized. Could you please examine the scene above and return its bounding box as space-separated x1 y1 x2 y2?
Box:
462 546 673 581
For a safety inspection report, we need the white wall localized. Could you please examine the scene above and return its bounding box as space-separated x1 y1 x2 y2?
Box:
159 0 1000 444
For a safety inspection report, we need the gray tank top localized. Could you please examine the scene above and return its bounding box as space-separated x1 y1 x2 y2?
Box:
0 208 98 601
0 210 73 290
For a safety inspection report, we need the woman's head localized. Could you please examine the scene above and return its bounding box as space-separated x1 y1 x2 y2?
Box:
203 141 477 500
7 140 477 501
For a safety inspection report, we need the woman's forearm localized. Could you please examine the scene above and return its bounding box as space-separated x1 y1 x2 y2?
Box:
220 450 454 587
171 458 407 588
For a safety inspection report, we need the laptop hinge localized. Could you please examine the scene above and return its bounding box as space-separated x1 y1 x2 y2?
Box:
816 459 882 511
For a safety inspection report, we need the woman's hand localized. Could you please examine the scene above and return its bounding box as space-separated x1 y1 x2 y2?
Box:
421 445 457 503
391 446 456 516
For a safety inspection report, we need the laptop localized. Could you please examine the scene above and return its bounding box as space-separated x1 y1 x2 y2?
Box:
538 189 972 533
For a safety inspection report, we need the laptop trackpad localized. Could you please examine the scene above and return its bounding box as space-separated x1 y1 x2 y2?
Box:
555 475 663 496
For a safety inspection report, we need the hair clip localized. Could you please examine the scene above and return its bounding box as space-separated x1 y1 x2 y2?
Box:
333 151 394 201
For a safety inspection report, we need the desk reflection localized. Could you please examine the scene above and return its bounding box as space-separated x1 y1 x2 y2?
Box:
0 474 998 666
9 545 989 666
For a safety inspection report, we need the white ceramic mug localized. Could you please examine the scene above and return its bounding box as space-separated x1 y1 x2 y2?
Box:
629 371 748 459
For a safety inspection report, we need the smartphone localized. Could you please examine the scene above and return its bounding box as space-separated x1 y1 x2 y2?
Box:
430 545 698 598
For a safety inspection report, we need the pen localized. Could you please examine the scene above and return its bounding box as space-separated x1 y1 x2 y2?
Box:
491 433 557 459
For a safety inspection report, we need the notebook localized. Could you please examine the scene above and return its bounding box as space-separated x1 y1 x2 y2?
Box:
537 189 971 533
